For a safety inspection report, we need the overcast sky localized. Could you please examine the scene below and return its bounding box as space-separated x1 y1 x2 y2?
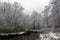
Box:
1 0 50 14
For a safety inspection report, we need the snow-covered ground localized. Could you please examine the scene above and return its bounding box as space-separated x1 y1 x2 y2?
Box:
39 32 60 40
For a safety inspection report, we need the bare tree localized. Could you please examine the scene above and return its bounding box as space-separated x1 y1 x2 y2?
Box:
42 5 51 28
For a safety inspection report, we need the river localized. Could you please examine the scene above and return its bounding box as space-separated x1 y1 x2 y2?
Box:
0 32 60 40
0 33 40 40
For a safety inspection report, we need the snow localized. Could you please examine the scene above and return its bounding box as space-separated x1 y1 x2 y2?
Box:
18 32 25 34
49 32 59 39
39 32 60 40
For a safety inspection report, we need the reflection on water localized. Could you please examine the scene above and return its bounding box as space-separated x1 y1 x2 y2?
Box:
0 33 40 40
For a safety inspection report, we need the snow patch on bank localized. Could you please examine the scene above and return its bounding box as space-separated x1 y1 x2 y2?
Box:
39 32 60 40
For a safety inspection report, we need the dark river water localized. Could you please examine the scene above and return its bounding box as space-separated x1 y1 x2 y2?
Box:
0 33 40 40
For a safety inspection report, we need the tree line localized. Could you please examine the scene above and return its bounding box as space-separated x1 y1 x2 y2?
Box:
0 0 59 33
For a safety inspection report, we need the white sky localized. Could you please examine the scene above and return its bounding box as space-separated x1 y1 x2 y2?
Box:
1 0 50 14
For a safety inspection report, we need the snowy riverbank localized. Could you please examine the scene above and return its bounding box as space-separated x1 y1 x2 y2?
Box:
39 32 60 40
